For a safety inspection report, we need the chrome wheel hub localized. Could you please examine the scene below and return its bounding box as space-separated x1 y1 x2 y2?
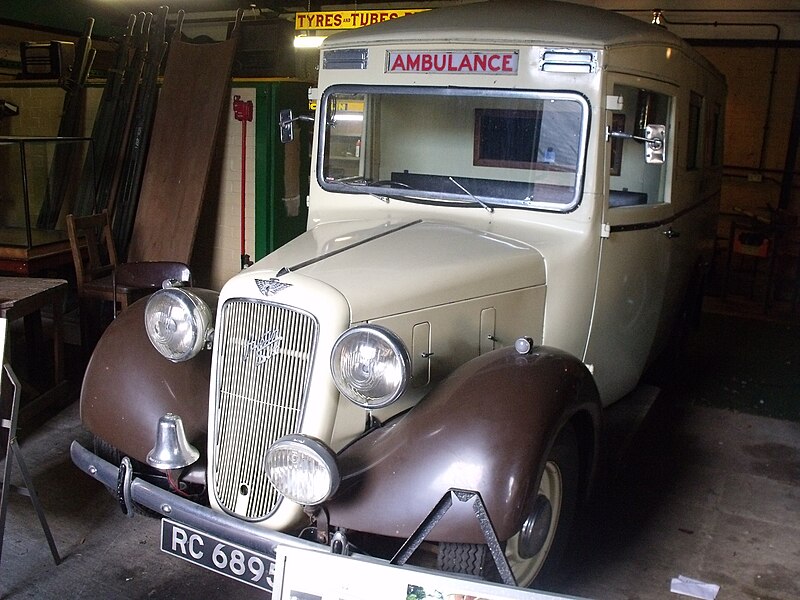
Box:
505 460 563 587
518 494 553 558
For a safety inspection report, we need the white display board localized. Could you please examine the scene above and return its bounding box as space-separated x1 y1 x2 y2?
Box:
273 545 588 600
0 318 6 367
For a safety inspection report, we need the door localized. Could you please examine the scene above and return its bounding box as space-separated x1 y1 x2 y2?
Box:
583 81 676 404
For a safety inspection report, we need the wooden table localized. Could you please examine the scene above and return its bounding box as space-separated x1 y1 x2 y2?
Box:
0 277 69 425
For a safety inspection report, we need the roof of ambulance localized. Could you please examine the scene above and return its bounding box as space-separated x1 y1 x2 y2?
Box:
322 0 685 49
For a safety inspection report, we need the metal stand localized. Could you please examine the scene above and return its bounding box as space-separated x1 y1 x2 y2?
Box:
390 488 516 586
0 318 61 567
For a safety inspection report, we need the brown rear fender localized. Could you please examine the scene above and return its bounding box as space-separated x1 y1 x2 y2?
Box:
80 289 218 464
326 344 601 544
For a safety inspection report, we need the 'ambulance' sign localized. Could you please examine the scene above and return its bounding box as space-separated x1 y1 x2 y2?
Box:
387 51 519 75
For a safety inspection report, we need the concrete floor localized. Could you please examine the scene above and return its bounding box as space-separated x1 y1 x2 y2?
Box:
0 305 798 599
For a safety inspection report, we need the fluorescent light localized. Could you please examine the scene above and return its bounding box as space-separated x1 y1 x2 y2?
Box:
332 114 363 122
294 34 326 49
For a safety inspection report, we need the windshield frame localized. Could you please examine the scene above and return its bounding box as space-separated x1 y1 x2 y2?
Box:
317 84 591 213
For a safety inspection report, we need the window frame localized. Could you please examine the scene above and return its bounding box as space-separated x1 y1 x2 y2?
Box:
317 84 591 213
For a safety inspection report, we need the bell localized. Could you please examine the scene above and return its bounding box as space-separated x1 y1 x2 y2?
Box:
146 413 200 469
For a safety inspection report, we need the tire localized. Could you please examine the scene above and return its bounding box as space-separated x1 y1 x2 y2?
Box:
438 423 580 588
93 435 122 470
437 542 498 582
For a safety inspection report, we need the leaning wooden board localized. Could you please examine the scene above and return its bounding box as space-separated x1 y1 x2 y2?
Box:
126 32 238 264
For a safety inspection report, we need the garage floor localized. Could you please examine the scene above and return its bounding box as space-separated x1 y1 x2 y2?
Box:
0 300 798 599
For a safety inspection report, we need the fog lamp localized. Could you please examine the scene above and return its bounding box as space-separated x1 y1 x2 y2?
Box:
264 435 339 506
144 288 213 362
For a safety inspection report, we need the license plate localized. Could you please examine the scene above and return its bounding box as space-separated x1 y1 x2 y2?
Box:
160 519 275 592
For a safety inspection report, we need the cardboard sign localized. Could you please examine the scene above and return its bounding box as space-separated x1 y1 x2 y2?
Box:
273 545 589 600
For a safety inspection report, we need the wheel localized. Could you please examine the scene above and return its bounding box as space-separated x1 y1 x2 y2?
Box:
505 423 579 586
437 423 579 587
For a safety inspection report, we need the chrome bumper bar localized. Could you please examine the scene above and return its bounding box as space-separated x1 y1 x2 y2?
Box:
70 440 325 558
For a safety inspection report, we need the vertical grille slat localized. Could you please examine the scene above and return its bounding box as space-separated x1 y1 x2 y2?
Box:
212 299 318 520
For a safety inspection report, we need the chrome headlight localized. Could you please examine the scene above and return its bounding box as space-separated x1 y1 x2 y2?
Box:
144 288 213 362
330 325 410 409
264 435 339 506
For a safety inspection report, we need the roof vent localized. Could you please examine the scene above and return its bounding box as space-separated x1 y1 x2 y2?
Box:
323 48 368 70
540 49 597 74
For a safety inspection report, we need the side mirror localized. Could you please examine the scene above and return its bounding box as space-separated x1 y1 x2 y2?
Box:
279 109 315 144
607 123 666 164
279 109 295 144
644 124 665 164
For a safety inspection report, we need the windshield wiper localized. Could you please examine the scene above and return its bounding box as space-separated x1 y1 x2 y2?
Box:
334 176 494 213
448 176 494 213
335 178 418 204
335 177 414 190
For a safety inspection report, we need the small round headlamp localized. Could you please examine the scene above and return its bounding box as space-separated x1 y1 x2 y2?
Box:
144 288 213 362
330 325 410 409
264 435 339 506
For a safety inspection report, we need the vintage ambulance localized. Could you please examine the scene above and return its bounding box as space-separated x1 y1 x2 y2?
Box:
72 0 726 593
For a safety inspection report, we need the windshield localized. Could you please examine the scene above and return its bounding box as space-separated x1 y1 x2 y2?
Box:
319 86 588 211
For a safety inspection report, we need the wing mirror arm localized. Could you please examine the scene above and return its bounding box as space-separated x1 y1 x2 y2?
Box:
607 124 666 164
279 109 314 144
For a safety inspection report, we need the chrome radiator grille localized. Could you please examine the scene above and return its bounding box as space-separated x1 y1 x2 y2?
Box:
212 299 318 520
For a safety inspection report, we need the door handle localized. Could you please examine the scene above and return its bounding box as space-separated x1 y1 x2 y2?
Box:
663 227 680 239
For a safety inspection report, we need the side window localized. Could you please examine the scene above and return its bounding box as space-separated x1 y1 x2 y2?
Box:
686 91 703 170
705 101 722 167
323 94 366 180
609 84 672 208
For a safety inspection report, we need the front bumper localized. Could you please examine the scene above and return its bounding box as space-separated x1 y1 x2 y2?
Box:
71 441 551 594
70 440 325 558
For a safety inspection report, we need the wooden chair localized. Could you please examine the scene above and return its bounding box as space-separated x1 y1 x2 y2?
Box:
66 211 192 348
66 211 125 308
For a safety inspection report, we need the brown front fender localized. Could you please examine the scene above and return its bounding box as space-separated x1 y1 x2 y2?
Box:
80 290 217 463
326 345 601 544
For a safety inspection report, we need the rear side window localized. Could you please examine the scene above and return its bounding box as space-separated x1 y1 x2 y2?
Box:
686 91 703 171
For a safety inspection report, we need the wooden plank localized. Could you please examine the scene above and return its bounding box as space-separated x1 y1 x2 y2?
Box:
127 35 238 264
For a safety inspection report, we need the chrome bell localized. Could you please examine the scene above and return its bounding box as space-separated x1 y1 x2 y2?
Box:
146 413 200 469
